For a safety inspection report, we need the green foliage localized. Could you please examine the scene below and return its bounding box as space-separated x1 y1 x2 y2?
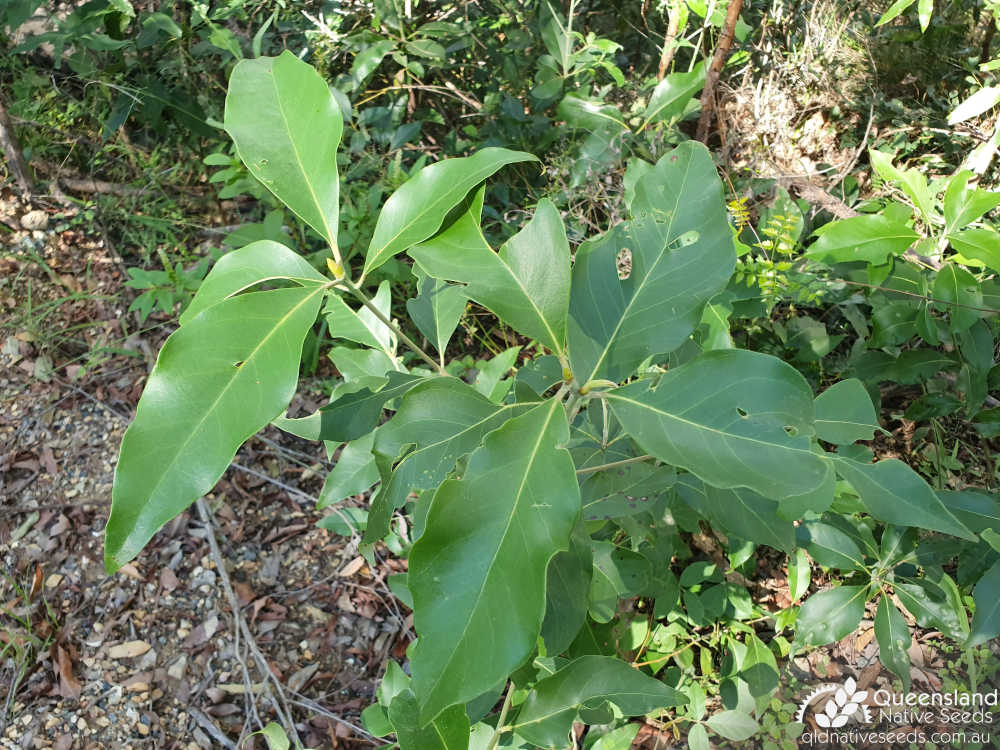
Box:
102 52 1000 749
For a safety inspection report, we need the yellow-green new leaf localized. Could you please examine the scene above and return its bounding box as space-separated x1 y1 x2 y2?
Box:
225 52 343 248
106 285 325 571
408 400 580 723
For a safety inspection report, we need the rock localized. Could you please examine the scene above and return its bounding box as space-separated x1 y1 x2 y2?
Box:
20 210 48 231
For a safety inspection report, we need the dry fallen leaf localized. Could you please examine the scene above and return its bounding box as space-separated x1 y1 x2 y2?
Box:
108 640 152 659
338 556 366 578
55 645 82 700
159 568 179 592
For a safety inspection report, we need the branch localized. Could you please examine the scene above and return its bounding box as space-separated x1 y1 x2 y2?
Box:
695 0 745 143
338 276 447 375
0 92 34 194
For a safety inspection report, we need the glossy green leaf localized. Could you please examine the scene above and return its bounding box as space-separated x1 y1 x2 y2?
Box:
225 52 343 248
933 263 983 333
317 433 379 509
869 150 935 222
273 371 422 443
590 724 641 750
939 490 1000 534
795 585 868 646
364 148 537 275
896 575 969 642
411 196 570 356
325 281 397 356
473 346 521 403
875 0 916 26
814 378 878 445
107 285 325 570
833 457 976 540
408 400 580 722
968 559 1000 647
588 541 653 622
388 689 470 750
406 270 467 359
795 521 867 571
364 378 536 543
541 529 593 655
181 240 326 325
739 633 779 697
949 85 1000 126
581 462 675 520
943 171 1000 233
557 94 627 132
875 595 911 690
787 548 811 602
609 350 831 501
513 656 685 747
642 62 706 126
568 142 735 384
706 710 760 741
687 724 710 750
677 481 796 553
805 215 919 265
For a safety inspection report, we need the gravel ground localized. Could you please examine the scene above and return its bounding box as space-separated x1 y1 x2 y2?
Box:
1 193 406 749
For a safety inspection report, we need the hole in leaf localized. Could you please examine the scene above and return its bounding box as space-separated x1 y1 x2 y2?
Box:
233 361 245 368
616 248 632 280
736 407 748 418
784 425 798 436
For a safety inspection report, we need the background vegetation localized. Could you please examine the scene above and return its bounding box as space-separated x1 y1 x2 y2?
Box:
2 1 999 748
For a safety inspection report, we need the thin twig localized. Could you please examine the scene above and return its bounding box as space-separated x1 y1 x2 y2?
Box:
338 276 447 375
195 498 304 749
575 455 655 475
188 707 238 750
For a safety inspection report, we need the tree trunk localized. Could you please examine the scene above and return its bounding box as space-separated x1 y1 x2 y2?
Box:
0 92 34 195
695 0 746 143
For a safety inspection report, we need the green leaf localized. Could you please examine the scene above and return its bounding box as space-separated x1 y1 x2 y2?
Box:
273 371 422 443
473 346 521 403
411 196 571 356
949 86 1000 126
317 372 423 442
325 281 397 356
739 633 779 697
795 521 867 571
687 724 710 750
541 529 593 655
814 379 878 445
252 722 290 750
875 595 911 690
364 148 537 275
943 171 1000 234
939 490 1000 534
388 689 470 750
788 548 811 602
557 94 627 133
916 0 932 30
805 215 918 265
641 61 706 126
896 577 968 642
364 378 536 543
106 285 325 571
706 710 760 741
676 479 796 553
609 350 831 501
869 150 935 222
588 541 653 622
581 462 675 520
224 52 343 248
361 704 394 737
317 433 379 509
406 271 468 359
968 559 1000 647
513 656 686 747
181 240 326 325
795 585 868 646
590 723 641 750
933 263 983 333
875 0 916 25
408 400 580 722
568 142 735 384
832 457 976 540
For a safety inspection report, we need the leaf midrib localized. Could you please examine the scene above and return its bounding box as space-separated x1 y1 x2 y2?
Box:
419 400 561 712
115 286 323 560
